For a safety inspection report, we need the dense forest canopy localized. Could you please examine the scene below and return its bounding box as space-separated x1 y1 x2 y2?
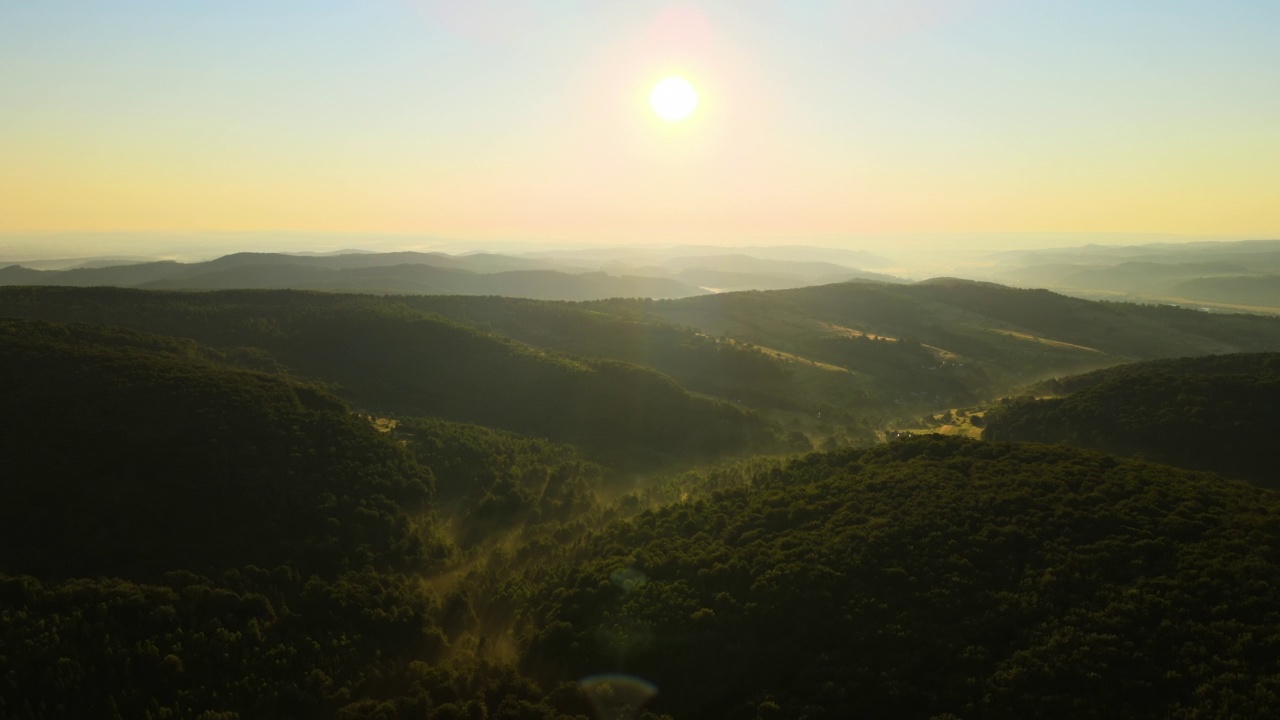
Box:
269 279 1280 441
586 279 1280 414
983 352 1280 486
521 436 1280 719
5 284 1280 719
7 282 1280 442
0 318 445 579
0 317 655 719
0 287 796 470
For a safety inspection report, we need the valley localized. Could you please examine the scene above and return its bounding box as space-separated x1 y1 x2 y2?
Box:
5 271 1280 719
8 1 1280 715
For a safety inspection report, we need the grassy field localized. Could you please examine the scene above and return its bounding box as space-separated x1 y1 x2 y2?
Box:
986 328 1103 354
893 407 988 439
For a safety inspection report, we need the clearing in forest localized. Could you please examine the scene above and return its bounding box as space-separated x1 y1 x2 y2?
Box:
754 344 849 373
987 328 1102 354
819 321 960 361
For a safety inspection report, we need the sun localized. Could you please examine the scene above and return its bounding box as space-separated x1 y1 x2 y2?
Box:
649 76 699 122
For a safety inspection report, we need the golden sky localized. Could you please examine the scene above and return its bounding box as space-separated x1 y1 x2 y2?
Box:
2 1 1278 244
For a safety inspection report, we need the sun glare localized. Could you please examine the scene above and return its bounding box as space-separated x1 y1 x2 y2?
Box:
649 76 699 122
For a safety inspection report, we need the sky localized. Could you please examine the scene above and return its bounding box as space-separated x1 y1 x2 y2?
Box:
2 0 1278 255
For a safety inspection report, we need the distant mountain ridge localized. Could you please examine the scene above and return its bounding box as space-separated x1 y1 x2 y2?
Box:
0 251 708 300
984 238 1280 311
0 247 903 299
1169 275 1280 307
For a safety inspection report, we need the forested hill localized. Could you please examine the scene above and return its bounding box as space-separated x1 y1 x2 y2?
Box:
638 278 1280 370
6 333 1280 720
0 318 445 580
5 281 1280 467
661 278 1280 403
0 318 653 719
396 281 1280 437
983 353 1280 486
522 436 1280 719
0 287 797 468
401 294 846 426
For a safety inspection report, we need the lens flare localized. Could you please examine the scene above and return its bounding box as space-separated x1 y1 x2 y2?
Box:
579 674 658 720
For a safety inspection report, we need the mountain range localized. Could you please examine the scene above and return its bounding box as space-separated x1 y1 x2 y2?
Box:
0 248 900 299
6 273 1280 719
6 278 1280 455
983 239 1280 312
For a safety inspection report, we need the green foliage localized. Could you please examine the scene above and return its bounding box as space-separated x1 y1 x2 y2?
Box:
614 279 1280 411
7 285 1280 720
0 569 610 720
396 417 602 547
403 296 804 410
523 436 1280 719
0 319 443 579
0 287 795 469
984 353 1280 485
0 318 645 719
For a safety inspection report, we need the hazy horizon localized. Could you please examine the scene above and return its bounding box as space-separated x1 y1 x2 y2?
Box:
4 1 1278 249
2 230 1273 267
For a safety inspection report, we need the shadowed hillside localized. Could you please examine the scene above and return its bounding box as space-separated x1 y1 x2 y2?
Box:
983 353 1280 486
0 287 796 469
0 318 648 719
403 295 868 428
0 318 445 580
6 311 1280 719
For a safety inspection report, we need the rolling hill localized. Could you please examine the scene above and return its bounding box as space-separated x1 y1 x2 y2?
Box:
6 292 1280 719
394 280 1280 441
0 318 443 580
7 279 1280 454
982 352 1280 485
984 239 1280 312
594 279 1280 408
522 436 1280 719
1168 275 1280 308
0 251 708 300
0 318 623 719
0 287 794 468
